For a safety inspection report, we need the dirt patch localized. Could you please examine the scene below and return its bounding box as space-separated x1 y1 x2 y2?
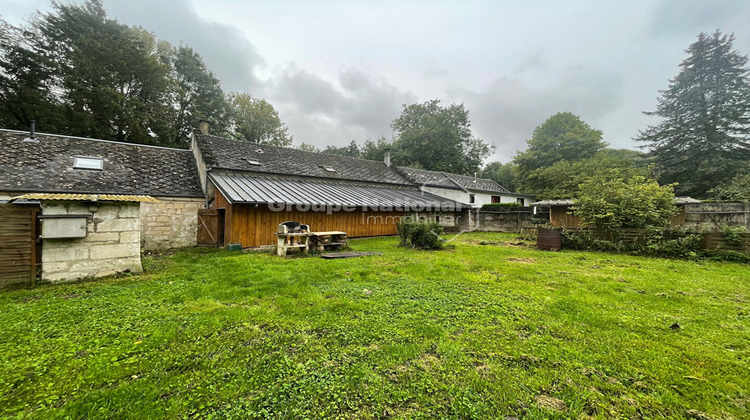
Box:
536 394 567 412
508 257 536 264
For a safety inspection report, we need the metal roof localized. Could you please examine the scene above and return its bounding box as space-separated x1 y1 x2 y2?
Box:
209 172 464 210
531 199 575 206
396 166 512 194
13 193 159 203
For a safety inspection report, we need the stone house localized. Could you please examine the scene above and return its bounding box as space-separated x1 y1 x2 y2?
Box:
0 129 204 285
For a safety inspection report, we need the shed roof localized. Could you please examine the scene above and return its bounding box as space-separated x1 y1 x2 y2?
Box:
13 193 158 203
0 130 204 197
209 172 464 210
396 166 511 194
195 133 411 186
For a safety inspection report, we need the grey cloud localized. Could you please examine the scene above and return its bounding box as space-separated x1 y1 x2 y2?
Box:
650 0 750 39
271 67 415 147
449 68 623 162
102 0 263 92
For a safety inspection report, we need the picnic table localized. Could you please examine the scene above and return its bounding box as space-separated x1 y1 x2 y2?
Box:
308 231 348 251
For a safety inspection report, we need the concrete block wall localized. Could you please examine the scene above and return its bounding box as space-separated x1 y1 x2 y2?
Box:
140 197 204 251
41 201 143 282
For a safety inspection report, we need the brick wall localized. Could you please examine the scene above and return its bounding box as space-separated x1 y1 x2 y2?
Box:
140 197 204 251
41 201 142 282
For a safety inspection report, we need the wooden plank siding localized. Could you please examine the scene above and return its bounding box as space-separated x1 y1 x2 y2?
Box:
0 204 39 287
213 189 404 248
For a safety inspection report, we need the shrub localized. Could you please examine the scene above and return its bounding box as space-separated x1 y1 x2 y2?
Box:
721 225 746 247
573 174 677 230
561 227 707 260
397 219 445 250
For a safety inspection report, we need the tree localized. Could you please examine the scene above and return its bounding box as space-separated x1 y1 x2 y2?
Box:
391 100 493 174
322 140 360 157
359 136 392 161
296 142 319 152
164 45 229 146
37 1 171 145
480 161 518 191
523 151 650 200
514 112 606 174
228 92 293 147
710 173 750 201
637 31 750 198
573 174 677 230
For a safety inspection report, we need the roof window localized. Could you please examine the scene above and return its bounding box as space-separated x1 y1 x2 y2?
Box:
321 165 337 173
73 157 103 170
242 157 261 166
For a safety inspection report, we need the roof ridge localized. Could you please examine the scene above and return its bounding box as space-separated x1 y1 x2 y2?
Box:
198 133 388 165
0 129 192 152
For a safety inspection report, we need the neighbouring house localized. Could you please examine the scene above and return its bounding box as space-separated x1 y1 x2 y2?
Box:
0 129 204 285
190 127 466 248
396 166 534 208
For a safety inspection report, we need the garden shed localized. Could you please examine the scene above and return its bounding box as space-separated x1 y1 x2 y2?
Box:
0 129 205 284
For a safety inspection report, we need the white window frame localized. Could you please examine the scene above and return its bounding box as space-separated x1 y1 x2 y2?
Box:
73 157 103 170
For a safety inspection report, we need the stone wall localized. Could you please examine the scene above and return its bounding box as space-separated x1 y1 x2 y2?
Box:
477 208 550 232
140 197 204 251
41 201 142 282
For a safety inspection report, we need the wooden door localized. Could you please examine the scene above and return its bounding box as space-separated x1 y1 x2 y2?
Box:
0 204 39 287
197 209 221 247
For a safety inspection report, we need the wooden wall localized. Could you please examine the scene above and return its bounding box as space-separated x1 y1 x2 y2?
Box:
213 189 404 248
0 204 39 287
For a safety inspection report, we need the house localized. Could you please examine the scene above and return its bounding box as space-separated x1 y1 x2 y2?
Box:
0 129 204 285
396 166 534 208
190 126 466 248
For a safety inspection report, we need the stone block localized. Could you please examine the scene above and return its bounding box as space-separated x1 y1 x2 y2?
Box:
43 246 89 262
90 243 139 260
118 204 140 219
119 231 140 244
87 232 120 242
42 261 69 274
96 218 139 233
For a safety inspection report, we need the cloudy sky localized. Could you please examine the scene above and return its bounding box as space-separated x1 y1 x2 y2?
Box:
2 0 750 162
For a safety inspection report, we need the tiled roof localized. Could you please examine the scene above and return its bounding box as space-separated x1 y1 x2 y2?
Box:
14 193 159 203
396 166 510 193
210 172 464 210
195 133 411 185
0 130 204 197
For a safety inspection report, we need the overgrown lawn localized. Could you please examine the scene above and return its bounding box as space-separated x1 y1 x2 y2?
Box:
1 233 748 418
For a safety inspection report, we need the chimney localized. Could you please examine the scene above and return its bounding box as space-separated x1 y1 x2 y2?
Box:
198 119 210 135
23 120 38 143
383 148 391 167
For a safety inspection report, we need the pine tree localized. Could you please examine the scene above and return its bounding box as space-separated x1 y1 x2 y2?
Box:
637 31 750 198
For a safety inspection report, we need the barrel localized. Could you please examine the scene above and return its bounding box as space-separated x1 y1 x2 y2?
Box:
537 228 561 251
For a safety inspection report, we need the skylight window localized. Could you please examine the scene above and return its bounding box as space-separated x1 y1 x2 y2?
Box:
73 157 103 170
242 157 261 166
322 166 337 173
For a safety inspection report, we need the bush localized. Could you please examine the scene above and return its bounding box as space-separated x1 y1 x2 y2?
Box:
481 202 522 210
561 227 705 260
573 174 677 229
721 225 746 247
397 219 446 250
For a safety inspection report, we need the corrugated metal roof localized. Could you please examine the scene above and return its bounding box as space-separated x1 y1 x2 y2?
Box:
209 172 464 210
14 193 159 203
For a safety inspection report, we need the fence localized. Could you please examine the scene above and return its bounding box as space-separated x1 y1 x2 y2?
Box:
476 207 549 233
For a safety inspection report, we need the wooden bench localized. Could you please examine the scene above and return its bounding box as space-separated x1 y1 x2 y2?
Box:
309 231 348 251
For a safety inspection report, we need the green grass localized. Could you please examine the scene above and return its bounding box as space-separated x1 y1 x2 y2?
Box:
1 232 748 419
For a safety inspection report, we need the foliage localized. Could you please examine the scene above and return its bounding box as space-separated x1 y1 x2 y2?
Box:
636 31 750 198
480 202 521 210
391 99 494 174
227 92 293 147
164 45 229 146
514 111 606 177
561 227 705 260
1 234 749 418
721 225 746 247
709 172 750 201
396 218 445 249
322 140 360 157
295 142 320 152
522 151 649 200
479 161 518 191
0 0 288 148
358 136 392 161
573 174 677 229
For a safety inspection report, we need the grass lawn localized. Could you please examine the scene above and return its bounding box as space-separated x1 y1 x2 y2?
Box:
1 232 748 419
